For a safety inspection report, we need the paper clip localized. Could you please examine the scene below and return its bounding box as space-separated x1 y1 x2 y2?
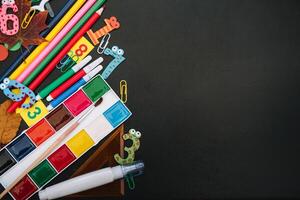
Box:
120 80 127 103
21 9 36 29
97 33 111 54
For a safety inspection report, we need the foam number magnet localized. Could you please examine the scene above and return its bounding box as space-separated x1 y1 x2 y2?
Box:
16 100 48 126
0 0 19 36
0 78 36 109
102 46 125 80
87 16 120 45
68 36 94 63
114 129 141 165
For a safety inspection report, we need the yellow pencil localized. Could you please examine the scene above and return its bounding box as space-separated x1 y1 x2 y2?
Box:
9 0 86 80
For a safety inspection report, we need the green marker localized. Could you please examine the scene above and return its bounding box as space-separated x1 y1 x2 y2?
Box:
36 56 92 100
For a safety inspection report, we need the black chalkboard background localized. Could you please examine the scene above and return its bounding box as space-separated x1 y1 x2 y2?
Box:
1 0 300 199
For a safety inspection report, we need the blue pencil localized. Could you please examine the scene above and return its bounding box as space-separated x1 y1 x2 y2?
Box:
47 65 103 110
0 0 76 82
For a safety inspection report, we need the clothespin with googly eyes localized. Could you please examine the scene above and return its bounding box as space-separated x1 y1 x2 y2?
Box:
0 78 36 109
101 46 125 79
97 33 111 55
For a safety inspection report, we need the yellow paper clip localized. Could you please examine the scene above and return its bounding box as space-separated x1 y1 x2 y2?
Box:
21 9 36 29
120 80 127 103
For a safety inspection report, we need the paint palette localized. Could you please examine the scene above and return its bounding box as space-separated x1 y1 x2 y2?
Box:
0 75 131 200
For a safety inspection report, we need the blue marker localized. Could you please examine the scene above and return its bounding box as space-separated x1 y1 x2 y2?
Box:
47 65 103 111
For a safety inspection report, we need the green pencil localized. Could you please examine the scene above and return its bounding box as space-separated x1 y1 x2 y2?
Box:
23 0 106 86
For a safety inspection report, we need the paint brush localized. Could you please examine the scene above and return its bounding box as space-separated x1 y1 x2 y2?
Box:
0 98 103 199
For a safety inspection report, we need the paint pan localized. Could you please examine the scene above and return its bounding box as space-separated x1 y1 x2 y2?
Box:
0 75 131 200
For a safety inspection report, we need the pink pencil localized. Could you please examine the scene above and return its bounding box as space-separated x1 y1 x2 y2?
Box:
16 0 96 83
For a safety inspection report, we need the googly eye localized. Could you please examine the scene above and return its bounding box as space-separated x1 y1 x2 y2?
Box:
117 49 124 56
129 129 136 135
0 83 7 90
112 46 118 53
135 131 141 138
3 78 10 85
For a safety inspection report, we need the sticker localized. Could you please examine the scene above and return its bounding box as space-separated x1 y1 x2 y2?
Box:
114 129 141 165
0 0 19 36
68 37 94 63
102 46 125 79
16 100 48 127
87 16 120 45
0 78 36 109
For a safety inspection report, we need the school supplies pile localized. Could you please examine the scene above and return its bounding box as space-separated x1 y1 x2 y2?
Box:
0 0 143 199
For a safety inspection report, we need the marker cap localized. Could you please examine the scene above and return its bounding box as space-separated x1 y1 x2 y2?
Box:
83 57 103 73
71 55 92 73
83 65 103 82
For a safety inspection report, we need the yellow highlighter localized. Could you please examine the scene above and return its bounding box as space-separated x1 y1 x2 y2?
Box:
9 0 86 80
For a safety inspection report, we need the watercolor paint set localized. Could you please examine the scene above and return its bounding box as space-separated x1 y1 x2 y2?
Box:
0 75 131 200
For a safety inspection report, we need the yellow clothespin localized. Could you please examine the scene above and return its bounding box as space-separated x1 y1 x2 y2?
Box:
120 80 127 103
21 9 36 29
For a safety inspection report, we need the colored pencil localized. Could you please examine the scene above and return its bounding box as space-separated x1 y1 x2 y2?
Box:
7 5 106 113
47 65 103 110
8 0 86 81
36 55 93 100
16 0 95 83
46 57 104 101
0 0 76 82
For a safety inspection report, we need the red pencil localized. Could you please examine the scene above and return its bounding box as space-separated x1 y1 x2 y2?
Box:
7 8 104 113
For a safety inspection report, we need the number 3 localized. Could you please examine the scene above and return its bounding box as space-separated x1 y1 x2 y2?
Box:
27 107 41 119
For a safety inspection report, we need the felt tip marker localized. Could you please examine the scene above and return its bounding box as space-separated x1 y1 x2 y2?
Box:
39 161 145 200
46 57 104 101
36 56 93 100
47 65 103 111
